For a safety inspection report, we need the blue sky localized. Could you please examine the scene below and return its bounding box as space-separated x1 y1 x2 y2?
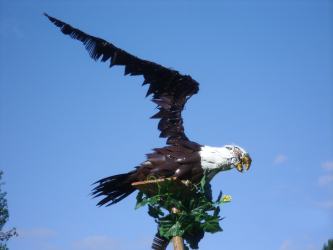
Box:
0 1 332 250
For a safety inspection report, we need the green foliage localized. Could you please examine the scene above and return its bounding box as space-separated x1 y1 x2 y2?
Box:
135 171 230 249
322 238 333 250
0 171 18 250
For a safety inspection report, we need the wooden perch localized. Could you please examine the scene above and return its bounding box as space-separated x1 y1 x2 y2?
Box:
132 177 195 201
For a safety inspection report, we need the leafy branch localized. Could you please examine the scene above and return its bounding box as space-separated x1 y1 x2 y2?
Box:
135 171 231 249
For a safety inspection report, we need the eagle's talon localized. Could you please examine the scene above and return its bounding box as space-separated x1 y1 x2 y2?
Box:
181 180 195 189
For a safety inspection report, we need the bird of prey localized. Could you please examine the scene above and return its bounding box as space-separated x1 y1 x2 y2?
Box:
44 13 252 208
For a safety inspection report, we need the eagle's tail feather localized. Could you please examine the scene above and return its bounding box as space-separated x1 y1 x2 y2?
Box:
91 170 137 206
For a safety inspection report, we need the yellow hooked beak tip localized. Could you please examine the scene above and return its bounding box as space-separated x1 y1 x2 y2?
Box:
236 156 252 173
243 156 252 171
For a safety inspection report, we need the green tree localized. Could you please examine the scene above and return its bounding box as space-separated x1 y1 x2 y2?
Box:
322 238 333 250
0 171 18 250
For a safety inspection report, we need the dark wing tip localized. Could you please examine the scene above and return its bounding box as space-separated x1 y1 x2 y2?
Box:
44 14 200 145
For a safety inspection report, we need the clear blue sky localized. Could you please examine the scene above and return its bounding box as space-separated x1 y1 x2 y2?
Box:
0 1 332 250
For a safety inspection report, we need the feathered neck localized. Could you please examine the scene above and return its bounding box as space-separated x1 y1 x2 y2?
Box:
199 145 249 181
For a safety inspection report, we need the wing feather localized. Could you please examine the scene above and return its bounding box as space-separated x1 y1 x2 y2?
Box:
44 13 199 145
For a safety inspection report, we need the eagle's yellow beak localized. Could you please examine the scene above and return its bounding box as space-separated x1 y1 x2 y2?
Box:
235 156 252 173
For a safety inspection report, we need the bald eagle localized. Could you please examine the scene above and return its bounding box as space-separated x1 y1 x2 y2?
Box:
44 13 252 208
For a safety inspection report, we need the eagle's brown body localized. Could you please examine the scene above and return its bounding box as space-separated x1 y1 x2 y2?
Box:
92 141 204 206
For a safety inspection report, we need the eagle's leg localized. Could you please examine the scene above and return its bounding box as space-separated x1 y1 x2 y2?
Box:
181 180 196 190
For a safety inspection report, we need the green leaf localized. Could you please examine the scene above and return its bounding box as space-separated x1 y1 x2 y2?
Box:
200 170 213 201
204 183 212 201
219 216 226 221
183 229 205 249
194 213 205 222
134 192 147 209
170 221 184 237
200 170 208 194
183 220 201 233
163 193 174 196
134 197 148 210
189 198 198 210
160 179 169 194
188 196 207 211
159 214 184 238
163 196 171 209
148 195 161 205
157 207 165 217
168 197 183 210
201 214 223 233
160 178 174 194
136 191 143 203
179 215 193 228
215 191 222 203
213 206 220 218
189 203 211 216
148 204 164 218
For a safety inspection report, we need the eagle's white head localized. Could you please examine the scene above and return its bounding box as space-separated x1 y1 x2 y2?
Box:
199 145 252 181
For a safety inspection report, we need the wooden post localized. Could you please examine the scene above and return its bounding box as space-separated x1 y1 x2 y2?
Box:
171 207 185 250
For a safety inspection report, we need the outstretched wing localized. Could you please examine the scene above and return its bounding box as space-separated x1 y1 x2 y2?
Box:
44 13 199 145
